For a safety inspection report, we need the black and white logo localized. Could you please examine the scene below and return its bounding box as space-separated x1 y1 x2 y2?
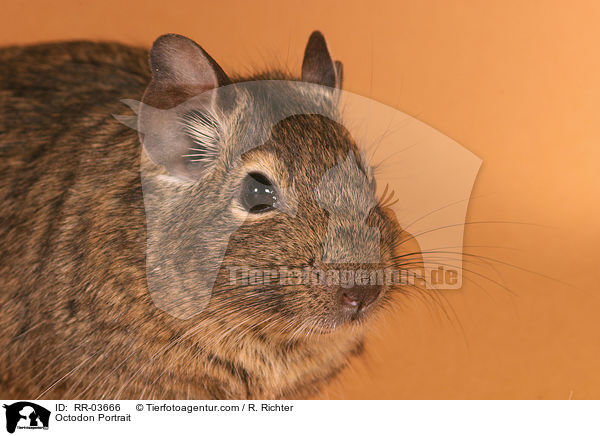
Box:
3 402 50 434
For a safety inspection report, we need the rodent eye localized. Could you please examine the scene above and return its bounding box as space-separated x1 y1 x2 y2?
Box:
240 172 278 213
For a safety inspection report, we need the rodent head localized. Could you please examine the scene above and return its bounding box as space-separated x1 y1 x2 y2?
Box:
136 32 405 337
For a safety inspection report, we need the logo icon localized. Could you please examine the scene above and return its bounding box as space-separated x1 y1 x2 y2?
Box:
3 402 50 434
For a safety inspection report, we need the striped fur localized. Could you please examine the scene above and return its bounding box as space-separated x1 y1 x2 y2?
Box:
0 39 404 399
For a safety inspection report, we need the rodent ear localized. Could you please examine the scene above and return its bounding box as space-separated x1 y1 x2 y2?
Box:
142 33 231 110
139 34 230 181
334 60 343 89
302 31 342 89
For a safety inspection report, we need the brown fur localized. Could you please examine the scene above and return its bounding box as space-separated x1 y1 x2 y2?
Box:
0 35 407 399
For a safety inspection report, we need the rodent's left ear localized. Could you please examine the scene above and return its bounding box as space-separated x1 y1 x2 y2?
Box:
143 34 231 109
138 34 229 181
302 31 343 89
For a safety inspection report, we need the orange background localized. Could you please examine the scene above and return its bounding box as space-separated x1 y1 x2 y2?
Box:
2 0 599 399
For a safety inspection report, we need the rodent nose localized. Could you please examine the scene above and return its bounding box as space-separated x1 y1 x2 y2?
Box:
338 285 381 311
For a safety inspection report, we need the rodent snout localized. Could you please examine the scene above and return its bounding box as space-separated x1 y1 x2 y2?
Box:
338 284 382 312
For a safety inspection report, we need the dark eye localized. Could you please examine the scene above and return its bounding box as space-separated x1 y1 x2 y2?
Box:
240 172 278 213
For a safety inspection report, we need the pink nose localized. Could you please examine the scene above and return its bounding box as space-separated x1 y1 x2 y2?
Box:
338 285 381 310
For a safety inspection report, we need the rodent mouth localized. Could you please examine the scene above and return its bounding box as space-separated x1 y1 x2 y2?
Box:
278 294 380 337
337 283 383 314
313 309 372 334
